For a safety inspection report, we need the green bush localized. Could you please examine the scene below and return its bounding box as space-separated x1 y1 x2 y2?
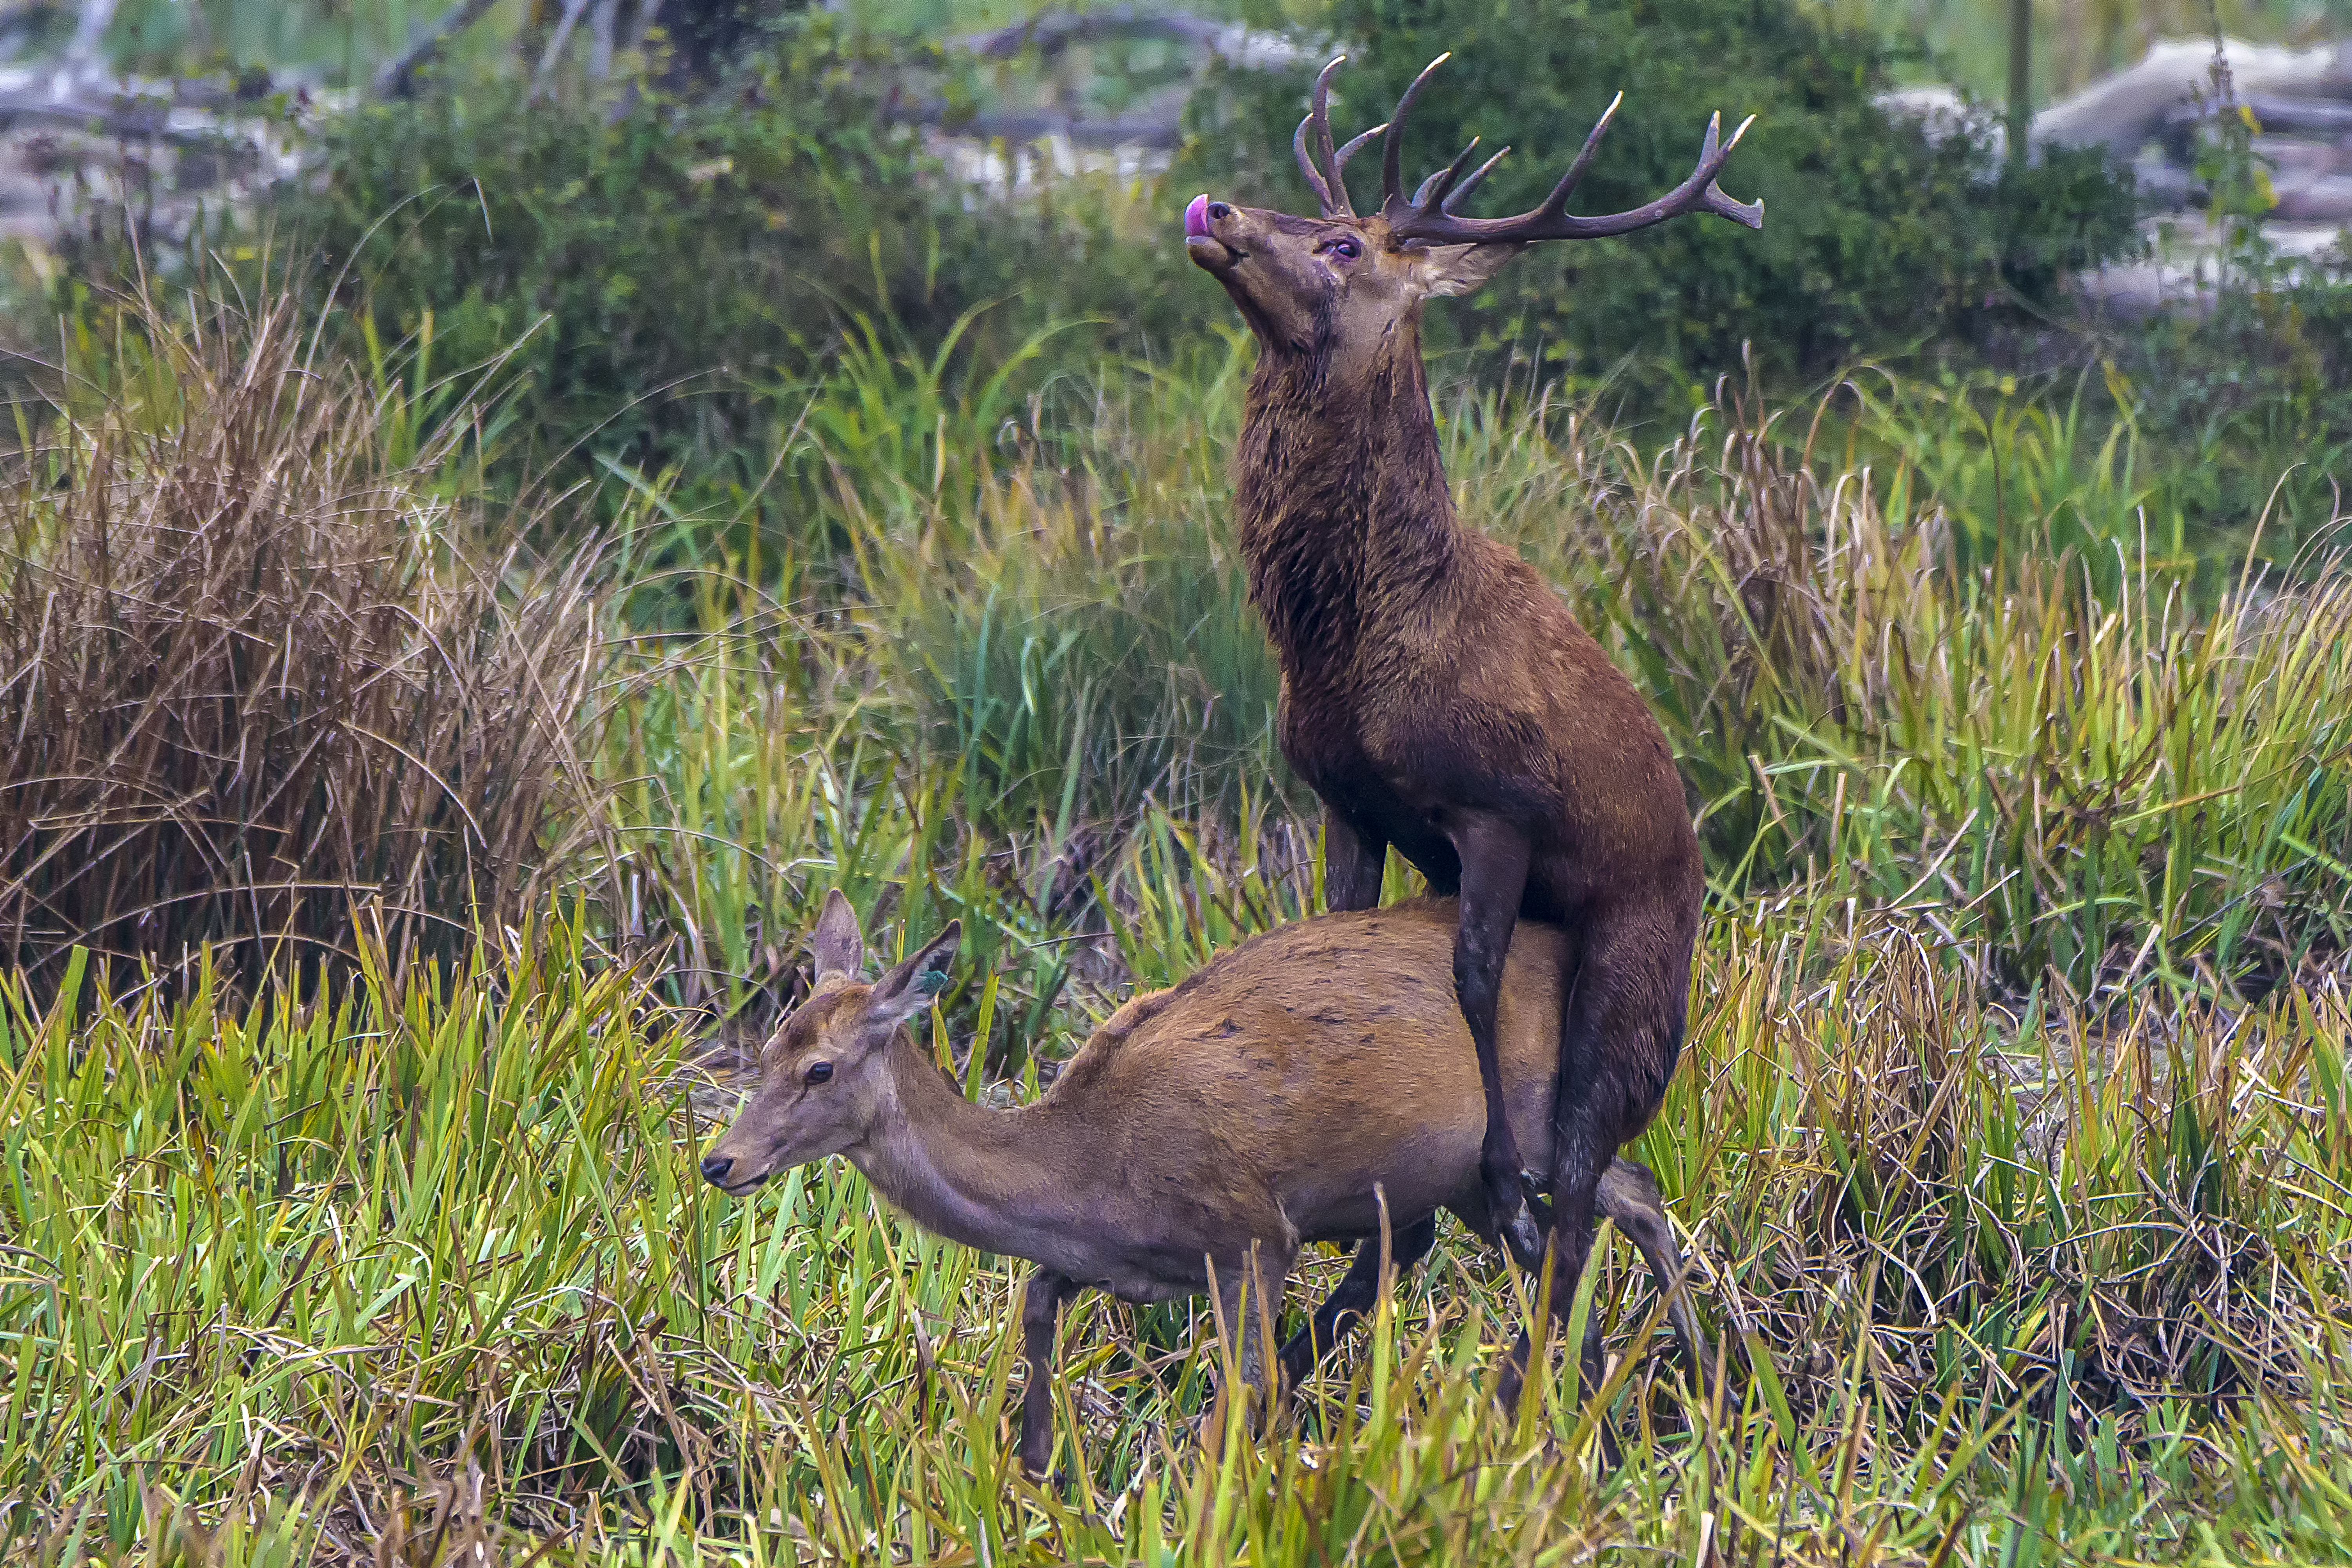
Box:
1178 0 2140 400
243 19 1192 513
272 22 955 487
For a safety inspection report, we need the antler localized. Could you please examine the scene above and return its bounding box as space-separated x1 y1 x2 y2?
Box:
1321 53 1762 245
1293 55 1387 218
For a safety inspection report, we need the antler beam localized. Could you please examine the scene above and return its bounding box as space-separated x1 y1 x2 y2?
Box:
1299 53 1763 243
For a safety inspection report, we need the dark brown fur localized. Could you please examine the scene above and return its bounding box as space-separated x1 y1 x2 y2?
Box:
1189 191 1707 1312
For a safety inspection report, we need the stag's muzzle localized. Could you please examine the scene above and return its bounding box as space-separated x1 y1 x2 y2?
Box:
1184 194 1239 272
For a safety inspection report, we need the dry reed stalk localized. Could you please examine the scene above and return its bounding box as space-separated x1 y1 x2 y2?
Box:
0 289 612 988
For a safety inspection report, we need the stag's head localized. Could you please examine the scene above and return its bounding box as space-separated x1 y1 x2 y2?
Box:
1185 54 1762 361
699 890 962 1196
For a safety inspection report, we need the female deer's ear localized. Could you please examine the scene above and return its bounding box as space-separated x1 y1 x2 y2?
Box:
809 889 864 987
866 922 963 1025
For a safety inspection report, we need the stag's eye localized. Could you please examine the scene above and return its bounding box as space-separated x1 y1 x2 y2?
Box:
1319 236 1361 262
803 1061 834 1085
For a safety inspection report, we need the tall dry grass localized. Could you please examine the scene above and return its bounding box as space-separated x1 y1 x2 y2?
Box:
0 294 610 988
831 349 2352 1000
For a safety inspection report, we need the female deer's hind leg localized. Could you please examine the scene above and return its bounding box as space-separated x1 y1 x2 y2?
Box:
1210 1243 1295 1432
1597 1158 1713 1398
1276 1216 1439 1390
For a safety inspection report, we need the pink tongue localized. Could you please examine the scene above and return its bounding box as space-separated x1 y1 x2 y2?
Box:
1184 193 1210 238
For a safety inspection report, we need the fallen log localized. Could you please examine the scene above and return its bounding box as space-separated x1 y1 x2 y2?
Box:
953 4 1306 70
2033 36 2348 157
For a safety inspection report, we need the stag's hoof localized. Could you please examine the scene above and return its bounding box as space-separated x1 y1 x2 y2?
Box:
1497 1195 1548 1272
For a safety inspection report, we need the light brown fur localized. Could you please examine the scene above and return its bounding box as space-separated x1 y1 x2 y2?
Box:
701 890 1704 1477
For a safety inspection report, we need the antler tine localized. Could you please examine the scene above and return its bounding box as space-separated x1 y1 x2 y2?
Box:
1312 54 1353 216
1293 114 1338 213
1334 124 1386 177
1386 97 1764 245
1701 114 1766 227
1530 92 1621 221
1441 144 1510 213
1412 136 1482 210
1378 52 1452 216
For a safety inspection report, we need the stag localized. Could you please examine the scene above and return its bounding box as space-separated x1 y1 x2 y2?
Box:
701 890 1709 1477
1181 56 1758 1296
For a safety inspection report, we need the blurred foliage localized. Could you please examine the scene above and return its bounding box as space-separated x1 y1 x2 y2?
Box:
2081 96 2352 550
2090 276 2352 550
20 0 2350 566
1178 0 2141 399
149 17 1196 511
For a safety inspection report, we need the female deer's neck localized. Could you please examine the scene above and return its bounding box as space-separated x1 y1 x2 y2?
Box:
846 1040 1082 1263
1235 336 1463 670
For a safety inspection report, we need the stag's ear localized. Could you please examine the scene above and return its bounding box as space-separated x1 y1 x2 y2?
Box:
865 922 962 1026
1414 241 1520 300
809 890 864 987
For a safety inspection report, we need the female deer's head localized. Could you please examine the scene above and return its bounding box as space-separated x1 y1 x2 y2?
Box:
1185 54 1762 363
699 891 962 1195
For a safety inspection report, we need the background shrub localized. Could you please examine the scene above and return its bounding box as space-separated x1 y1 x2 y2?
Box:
244 18 1194 511
0 292 608 988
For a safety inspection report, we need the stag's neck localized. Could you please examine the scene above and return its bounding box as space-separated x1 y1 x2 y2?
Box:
1235 335 1464 675
845 1039 1094 1266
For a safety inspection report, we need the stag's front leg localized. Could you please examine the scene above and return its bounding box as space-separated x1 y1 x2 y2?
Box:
1450 815 1544 1269
1017 1269 1079 1479
1322 806 1388 913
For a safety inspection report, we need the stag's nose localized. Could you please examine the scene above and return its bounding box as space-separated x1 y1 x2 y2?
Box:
699 1154 734 1185
1185 194 1219 238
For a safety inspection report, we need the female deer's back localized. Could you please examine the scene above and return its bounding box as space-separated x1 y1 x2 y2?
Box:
1036 898 1573 1244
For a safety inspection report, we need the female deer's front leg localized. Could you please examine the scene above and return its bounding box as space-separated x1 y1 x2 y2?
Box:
1451 816 1545 1269
1017 1270 1079 1478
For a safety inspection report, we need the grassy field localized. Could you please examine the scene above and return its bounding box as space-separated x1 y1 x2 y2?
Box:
1 282 2350 1565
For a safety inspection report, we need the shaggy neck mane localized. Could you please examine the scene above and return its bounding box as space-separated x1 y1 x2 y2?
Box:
1234 324 1463 682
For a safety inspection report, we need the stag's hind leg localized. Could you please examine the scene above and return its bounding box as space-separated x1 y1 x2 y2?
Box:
1448 815 1546 1270
1276 1216 1439 1390
1500 900 1697 1419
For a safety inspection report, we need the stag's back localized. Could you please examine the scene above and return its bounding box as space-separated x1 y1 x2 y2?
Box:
1038 899 1573 1240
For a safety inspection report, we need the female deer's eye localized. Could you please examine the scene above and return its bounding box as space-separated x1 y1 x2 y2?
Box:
1321 236 1360 261
803 1062 834 1085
